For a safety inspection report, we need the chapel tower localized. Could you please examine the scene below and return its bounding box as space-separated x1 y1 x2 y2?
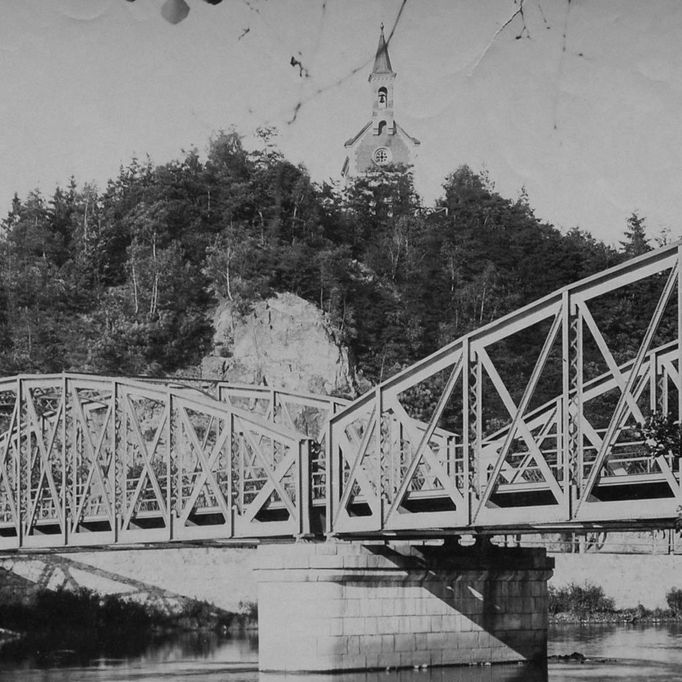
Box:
342 24 420 176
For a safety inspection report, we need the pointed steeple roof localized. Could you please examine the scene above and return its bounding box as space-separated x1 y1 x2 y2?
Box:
372 23 394 74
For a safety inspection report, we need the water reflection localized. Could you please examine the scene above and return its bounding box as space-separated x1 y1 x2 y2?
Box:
548 623 682 682
6 624 682 681
0 630 547 681
262 663 547 682
550 622 682 663
0 631 259 680
1 630 546 682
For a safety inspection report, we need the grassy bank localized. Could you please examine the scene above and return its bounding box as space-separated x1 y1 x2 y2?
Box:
549 582 682 623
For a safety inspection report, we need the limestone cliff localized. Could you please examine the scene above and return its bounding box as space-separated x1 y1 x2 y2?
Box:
201 292 357 397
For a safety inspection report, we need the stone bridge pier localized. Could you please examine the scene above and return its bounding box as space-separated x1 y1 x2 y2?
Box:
255 540 553 672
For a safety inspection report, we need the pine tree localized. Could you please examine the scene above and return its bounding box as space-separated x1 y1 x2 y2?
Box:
620 211 650 257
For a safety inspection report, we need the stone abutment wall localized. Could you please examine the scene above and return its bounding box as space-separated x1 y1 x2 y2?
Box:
255 542 553 672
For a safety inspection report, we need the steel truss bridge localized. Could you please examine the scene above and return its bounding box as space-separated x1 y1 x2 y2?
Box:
1 244 681 550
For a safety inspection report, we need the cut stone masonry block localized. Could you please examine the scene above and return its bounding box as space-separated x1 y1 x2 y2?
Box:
255 541 553 672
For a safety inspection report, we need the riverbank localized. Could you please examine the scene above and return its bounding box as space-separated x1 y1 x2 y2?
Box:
551 610 682 624
550 551 682 610
0 586 257 661
548 580 682 625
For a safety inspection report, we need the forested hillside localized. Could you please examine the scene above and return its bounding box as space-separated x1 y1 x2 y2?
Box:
0 129 657 392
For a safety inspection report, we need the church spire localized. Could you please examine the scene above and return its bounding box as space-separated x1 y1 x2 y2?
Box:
372 23 394 75
341 24 419 177
369 23 396 135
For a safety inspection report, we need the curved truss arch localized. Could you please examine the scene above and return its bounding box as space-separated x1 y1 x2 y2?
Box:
329 243 682 536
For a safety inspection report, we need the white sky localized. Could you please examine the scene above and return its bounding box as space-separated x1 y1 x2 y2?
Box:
1 0 682 244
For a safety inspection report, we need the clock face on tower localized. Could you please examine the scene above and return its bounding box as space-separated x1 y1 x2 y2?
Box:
373 146 392 166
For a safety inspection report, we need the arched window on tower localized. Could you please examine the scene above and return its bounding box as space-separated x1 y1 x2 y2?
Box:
378 87 387 108
377 120 387 135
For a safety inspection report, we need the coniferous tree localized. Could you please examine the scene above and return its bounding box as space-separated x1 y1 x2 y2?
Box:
620 211 650 257
0 137 630 396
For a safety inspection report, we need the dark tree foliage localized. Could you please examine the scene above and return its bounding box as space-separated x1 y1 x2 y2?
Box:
638 412 682 460
0 131 641 402
620 211 650 258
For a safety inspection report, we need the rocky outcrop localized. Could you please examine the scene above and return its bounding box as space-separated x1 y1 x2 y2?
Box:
202 292 357 397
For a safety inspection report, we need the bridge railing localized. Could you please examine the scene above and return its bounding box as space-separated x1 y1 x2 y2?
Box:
0 375 314 549
328 243 682 535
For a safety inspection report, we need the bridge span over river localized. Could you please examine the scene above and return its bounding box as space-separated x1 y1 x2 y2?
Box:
1 243 681 672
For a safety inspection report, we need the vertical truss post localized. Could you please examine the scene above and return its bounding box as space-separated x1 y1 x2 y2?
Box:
562 291 581 519
678 245 682 425
327 401 346 536
563 291 582 518
72 380 79 538
468 341 482 522
62 375 68 546
677 245 682 487
390 418 401 508
561 293 569 517
121 386 128 533
166 392 173 542
16 377 23 548
325 414 334 535
375 386 384 530
298 439 312 536
650 349 659 413
238 421 245 517
651 357 670 414
176 392 184 526
112 381 119 543
462 337 472 525
446 435 455 480
227 411 234 537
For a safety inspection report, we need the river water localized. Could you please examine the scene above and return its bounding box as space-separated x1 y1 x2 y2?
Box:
2 624 682 681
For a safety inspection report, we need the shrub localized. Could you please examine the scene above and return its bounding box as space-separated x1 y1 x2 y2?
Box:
547 585 566 615
0 587 161 637
666 588 682 615
635 603 650 620
548 582 615 616
238 600 257 619
176 599 235 629
179 599 215 621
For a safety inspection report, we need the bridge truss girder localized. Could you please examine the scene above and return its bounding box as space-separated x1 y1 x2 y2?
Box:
0 375 313 550
2 245 682 548
328 243 682 536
